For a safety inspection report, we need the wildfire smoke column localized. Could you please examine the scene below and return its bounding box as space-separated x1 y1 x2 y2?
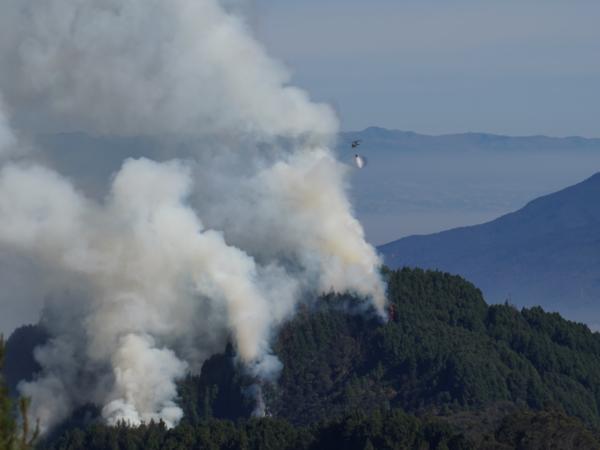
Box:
0 0 387 432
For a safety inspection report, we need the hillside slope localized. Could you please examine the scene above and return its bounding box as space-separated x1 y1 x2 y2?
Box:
379 173 600 326
7 268 600 448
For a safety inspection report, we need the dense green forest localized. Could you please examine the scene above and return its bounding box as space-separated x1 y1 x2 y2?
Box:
268 268 600 428
38 408 600 450
5 268 600 449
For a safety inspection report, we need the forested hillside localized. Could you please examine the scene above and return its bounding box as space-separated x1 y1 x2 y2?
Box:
269 268 600 427
6 268 600 449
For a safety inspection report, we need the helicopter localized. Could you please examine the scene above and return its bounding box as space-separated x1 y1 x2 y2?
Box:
350 139 367 169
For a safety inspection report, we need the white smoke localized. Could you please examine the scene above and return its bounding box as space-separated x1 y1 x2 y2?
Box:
0 0 386 433
102 334 188 427
0 97 17 158
0 0 336 138
247 384 267 418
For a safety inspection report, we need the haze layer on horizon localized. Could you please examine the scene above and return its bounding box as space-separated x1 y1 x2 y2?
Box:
350 146 600 245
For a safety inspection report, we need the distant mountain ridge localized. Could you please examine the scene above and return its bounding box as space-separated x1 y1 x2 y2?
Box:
340 127 600 152
379 172 600 326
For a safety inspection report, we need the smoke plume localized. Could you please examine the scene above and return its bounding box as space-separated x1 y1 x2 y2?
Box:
0 0 386 433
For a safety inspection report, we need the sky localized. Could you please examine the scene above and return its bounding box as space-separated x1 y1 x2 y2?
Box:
253 0 600 137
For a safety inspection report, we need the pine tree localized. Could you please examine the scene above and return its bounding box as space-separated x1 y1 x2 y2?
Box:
0 335 17 450
0 336 37 450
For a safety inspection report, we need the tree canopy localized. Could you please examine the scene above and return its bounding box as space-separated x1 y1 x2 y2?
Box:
6 268 600 449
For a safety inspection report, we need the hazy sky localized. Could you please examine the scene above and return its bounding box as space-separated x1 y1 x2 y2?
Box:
254 0 600 137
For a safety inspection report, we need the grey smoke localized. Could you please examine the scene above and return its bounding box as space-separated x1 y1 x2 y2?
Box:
0 0 386 433
246 384 267 418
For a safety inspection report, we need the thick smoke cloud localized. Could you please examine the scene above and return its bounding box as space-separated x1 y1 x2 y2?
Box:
0 97 17 157
0 0 386 433
0 0 336 138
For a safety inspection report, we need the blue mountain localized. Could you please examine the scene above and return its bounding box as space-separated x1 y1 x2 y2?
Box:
379 172 600 327
340 127 600 153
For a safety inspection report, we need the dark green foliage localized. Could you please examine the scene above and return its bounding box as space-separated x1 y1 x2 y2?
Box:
40 409 600 450
269 268 600 429
40 411 470 450
270 298 385 425
177 344 254 424
13 268 600 448
492 410 600 450
312 409 471 450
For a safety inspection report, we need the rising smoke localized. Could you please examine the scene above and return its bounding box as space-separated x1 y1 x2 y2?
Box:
0 0 386 432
